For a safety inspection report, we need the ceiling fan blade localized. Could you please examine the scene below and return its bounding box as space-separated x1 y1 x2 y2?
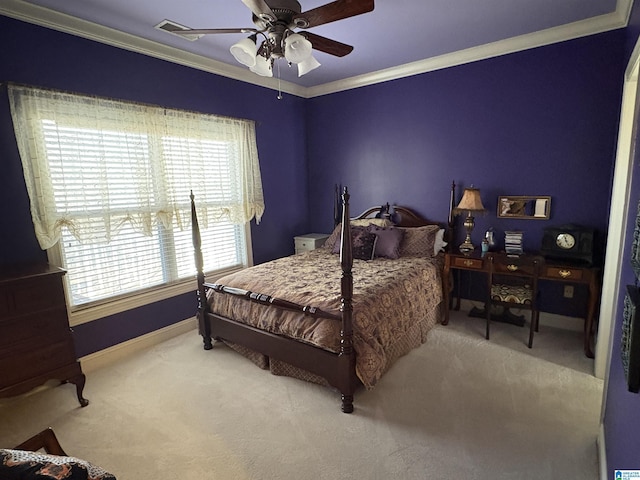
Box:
173 28 259 35
294 0 374 29
303 32 353 57
241 0 277 22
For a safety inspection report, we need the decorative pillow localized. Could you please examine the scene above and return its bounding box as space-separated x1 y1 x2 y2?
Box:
352 231 378 261
367 225 404 259
331 227 377 260
332 226 366 254
433 228 448 255
398 224 441 257
0 449 117 479
322 223 343 250
324 218 393 251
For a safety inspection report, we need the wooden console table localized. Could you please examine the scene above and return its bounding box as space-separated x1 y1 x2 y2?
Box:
443 252 600 358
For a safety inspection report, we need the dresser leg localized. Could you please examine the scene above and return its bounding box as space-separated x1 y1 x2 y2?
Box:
67 373 89 407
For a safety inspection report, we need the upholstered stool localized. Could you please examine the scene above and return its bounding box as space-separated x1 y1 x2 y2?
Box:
490 283 533 305
486 253 543 348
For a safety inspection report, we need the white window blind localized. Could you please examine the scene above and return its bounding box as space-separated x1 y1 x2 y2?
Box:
8 85 264 310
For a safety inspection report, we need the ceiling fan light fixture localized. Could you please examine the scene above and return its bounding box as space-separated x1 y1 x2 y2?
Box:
230 34 258 67
284 33 312 64
250 55 273 77
297 54 321 76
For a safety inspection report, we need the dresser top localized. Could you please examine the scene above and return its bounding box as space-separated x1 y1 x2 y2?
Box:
0 264 66 284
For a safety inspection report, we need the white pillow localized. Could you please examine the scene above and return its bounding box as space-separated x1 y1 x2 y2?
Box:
433 229 447 255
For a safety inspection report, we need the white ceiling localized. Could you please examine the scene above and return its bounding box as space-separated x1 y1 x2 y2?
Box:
0 0 632 97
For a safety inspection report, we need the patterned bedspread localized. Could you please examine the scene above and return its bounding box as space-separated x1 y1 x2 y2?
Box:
207 248 443 388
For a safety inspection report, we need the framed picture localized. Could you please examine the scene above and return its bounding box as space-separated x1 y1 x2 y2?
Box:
497 196 551 219
622 285 640 393
631 200 640 280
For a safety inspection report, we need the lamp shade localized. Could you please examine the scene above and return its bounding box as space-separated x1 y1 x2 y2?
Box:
230 36 258 67
249 54 273 77
284 33 312 64
297 55 321 76
453 187 486 213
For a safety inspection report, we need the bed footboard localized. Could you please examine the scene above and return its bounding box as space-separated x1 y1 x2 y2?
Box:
191 188 357 413
203 283 342 321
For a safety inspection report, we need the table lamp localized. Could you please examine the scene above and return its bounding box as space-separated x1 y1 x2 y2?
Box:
453 187 486 255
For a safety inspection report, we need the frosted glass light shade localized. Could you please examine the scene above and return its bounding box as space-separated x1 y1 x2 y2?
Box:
297 55 321 76
284 33 312 64
250 55 273 77
230 37 258 67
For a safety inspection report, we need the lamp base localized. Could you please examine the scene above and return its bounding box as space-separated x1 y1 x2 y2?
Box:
459 241 475 255
459 213 476 256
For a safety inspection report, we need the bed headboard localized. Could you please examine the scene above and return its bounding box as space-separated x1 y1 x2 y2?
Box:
350 183 456 226
343 181 457 247
353 203 442 227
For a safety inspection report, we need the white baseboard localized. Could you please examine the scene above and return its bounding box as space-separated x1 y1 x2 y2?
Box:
459 299 583 332
79 317 197 374
598 422 608 480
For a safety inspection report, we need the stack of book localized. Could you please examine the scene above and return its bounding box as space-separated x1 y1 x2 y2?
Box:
504 231 524 254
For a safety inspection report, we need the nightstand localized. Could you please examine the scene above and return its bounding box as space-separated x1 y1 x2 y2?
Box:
294 233 329 254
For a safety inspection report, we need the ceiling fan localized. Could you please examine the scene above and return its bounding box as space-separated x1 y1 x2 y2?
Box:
173 0 375 77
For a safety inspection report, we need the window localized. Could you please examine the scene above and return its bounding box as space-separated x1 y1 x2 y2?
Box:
9 85 264 319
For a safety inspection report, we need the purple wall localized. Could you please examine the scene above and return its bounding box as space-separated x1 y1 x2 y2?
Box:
306 33 624 245
603 2 640 472
604 181 640 472
306 31 625 315
0 16 308 355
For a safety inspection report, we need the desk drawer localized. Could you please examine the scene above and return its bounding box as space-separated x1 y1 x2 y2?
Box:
545 266 584 281
452 257 484 269
493 263 536 275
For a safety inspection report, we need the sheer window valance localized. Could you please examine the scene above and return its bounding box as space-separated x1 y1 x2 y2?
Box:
8 85 265 250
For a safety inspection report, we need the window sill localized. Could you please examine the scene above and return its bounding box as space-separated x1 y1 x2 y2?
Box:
68 265 244 327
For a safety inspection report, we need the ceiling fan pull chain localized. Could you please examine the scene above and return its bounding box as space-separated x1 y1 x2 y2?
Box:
277 61 283 100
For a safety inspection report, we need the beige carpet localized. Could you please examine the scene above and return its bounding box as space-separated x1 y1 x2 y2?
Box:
0 319 603 479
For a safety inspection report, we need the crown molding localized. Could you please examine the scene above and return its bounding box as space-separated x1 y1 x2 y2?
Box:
0 0 307 98
0 0 633 99
305 6 632 98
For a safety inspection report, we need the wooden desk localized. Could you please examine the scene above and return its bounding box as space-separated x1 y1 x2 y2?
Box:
442 252 600 358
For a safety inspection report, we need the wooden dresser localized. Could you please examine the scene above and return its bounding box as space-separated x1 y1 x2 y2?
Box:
0 264 88 406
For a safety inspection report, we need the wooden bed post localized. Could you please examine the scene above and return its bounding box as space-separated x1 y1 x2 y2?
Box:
447 181 456 250
339 187 356 413
333 183 343 227
191 191 213 350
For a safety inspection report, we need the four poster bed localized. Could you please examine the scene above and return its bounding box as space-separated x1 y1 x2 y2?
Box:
191 184 456 413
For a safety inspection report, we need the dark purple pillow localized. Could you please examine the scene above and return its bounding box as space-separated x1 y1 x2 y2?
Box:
332 226 366 254
332 227 377 260
352 231 378 261
367 225 404 259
